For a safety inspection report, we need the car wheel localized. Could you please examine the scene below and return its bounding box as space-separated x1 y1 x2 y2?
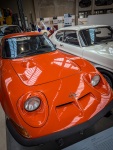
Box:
98 69 113 89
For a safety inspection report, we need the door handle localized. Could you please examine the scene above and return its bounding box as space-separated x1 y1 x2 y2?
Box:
60 44 63 47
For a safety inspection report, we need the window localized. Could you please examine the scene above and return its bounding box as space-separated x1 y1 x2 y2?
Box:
64 31 80 46
79 26 113 47
0 26 21 36
3 35 56 59
56 31 64 42
0 31 4 36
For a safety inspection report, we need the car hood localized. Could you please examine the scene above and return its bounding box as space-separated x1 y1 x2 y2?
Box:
84 41 113 58
10 50 80 86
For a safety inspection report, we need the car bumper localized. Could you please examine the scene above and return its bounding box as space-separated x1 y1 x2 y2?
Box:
6 100 113 147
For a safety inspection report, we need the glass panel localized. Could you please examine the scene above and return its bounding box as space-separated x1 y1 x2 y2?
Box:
79 26 113 47
64 31 80 46
56 31 64 41
0 26 21 36
3 35 56 59
0 31 4 36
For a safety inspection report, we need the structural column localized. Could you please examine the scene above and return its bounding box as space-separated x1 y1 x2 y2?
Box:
75 0 79 25
17 0 26 31
33 0 44 20
54 0 58 17
91 0 95 15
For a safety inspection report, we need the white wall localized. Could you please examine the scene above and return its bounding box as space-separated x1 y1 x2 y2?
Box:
88 14 113 26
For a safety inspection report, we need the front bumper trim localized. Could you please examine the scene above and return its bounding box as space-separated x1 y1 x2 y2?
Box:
6 100 113 147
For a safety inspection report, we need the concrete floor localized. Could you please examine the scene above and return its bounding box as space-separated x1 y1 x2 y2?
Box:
0 105 7 150
0 105 113 150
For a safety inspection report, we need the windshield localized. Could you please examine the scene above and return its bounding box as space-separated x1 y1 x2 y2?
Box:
0 26 21 36
79 26 113 47
3 35 56 59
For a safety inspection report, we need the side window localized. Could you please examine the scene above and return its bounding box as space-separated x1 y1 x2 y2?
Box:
0 43 2 57
56 31 64 42
64 31 80 46
0 42 3 57
0 31 4 36
4 26 21 35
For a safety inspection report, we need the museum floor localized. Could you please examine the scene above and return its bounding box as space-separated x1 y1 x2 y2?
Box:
0 105 113 150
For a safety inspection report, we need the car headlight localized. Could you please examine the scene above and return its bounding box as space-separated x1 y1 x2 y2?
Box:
24 97 41 112
91 75 100 86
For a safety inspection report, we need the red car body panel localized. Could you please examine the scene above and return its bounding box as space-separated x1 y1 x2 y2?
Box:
0 32 113 145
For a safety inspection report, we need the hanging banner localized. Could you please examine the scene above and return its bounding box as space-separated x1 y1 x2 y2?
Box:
58 16 63 29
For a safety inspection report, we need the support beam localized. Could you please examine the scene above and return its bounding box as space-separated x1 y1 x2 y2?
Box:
54 0 58 17
17 0 26 31
33 0 45 19
32 0 36 21
91 0 95 15
75 0 79 25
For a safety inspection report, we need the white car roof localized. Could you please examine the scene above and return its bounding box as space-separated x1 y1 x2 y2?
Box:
58 25 109 31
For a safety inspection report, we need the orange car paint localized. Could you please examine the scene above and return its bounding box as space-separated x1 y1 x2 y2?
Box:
0 32 113 139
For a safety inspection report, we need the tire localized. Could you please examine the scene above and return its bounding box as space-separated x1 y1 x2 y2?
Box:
98 69 113 89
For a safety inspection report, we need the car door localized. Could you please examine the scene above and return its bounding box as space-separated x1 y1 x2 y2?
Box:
54 30 83 57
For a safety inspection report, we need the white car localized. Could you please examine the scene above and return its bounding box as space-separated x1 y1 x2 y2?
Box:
50 25 113 88
0 25 22 43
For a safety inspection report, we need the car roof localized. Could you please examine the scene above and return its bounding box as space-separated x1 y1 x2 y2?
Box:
2 31 42 40
58 25 109 31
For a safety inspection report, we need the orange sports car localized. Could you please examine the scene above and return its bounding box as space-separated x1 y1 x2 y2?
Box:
0 32 113 146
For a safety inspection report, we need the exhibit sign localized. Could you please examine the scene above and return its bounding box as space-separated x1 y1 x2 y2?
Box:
53 16 58 25
53 16 58 30
64 13 72 27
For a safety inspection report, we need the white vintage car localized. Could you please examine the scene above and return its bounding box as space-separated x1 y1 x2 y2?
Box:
50 25 113 88
0 25 22 43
